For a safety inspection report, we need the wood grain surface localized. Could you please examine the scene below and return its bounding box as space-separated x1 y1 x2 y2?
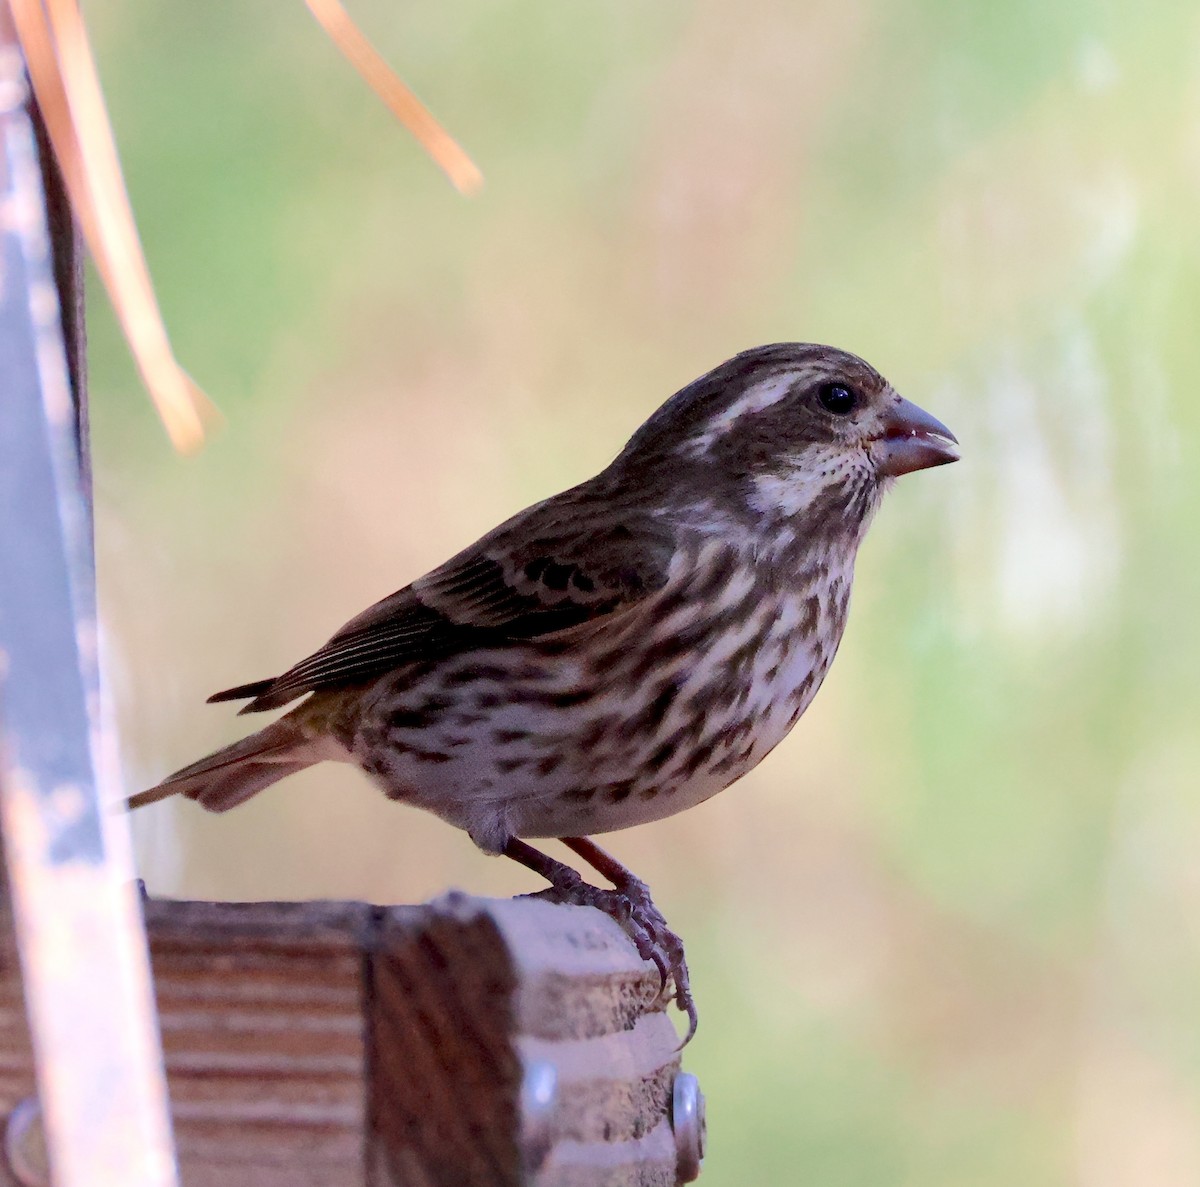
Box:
0 895 694 1187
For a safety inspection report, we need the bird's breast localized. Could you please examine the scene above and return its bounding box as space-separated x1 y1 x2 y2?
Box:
506 546 856 834
350 543 856 841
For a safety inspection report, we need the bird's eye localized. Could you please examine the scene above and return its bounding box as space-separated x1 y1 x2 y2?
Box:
818 383 857 415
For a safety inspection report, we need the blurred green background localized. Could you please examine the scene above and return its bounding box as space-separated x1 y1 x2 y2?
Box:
91 1 1200 1182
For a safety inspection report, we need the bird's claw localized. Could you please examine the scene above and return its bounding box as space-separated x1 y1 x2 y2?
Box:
537 876 697 1045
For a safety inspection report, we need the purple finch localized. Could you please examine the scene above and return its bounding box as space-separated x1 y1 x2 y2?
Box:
132 343 959 1039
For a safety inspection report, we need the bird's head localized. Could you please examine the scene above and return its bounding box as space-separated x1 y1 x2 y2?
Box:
615 343 959 536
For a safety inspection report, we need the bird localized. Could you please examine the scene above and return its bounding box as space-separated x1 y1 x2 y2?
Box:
130 342 959 1041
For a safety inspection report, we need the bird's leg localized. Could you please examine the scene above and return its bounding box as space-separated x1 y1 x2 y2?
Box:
561 836 695 1039
502 836 697 1044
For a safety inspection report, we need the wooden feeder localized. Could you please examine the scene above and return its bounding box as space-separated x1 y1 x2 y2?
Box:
0 895 704 1185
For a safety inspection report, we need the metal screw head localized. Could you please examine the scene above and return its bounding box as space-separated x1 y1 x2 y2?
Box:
671 1072 706 1182
519 1059 558 1175
4 1098 48 1187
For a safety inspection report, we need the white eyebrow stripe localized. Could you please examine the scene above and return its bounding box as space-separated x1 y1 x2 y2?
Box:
680 373 797 457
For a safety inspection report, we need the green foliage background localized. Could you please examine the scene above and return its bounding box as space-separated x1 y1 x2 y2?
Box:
93 2 1200 1182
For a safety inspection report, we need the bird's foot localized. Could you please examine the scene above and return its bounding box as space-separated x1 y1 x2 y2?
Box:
503 836 697 1043
537 870 697 1045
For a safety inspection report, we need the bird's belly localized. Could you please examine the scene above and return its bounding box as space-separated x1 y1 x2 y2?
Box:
516 628 835 836
351 587 842 845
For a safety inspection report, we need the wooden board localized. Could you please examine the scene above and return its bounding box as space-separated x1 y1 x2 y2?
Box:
0 895 698 1186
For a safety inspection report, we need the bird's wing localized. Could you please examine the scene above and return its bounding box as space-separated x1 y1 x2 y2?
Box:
210 501 676 713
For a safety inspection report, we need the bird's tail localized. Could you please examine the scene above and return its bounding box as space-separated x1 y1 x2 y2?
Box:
128 718 319 813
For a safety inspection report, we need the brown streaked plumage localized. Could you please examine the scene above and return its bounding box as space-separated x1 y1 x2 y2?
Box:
130 343 959 1040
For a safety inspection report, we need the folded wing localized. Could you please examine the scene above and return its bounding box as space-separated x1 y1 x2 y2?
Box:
209 502 675 713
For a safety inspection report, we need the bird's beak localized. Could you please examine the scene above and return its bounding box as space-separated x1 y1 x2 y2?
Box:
871 397 960 477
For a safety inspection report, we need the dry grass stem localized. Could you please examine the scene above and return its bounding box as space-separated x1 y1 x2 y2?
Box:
11 0 218 453
305 0 483 195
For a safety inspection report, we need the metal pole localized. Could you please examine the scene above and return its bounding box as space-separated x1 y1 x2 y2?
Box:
0 11 178 1186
